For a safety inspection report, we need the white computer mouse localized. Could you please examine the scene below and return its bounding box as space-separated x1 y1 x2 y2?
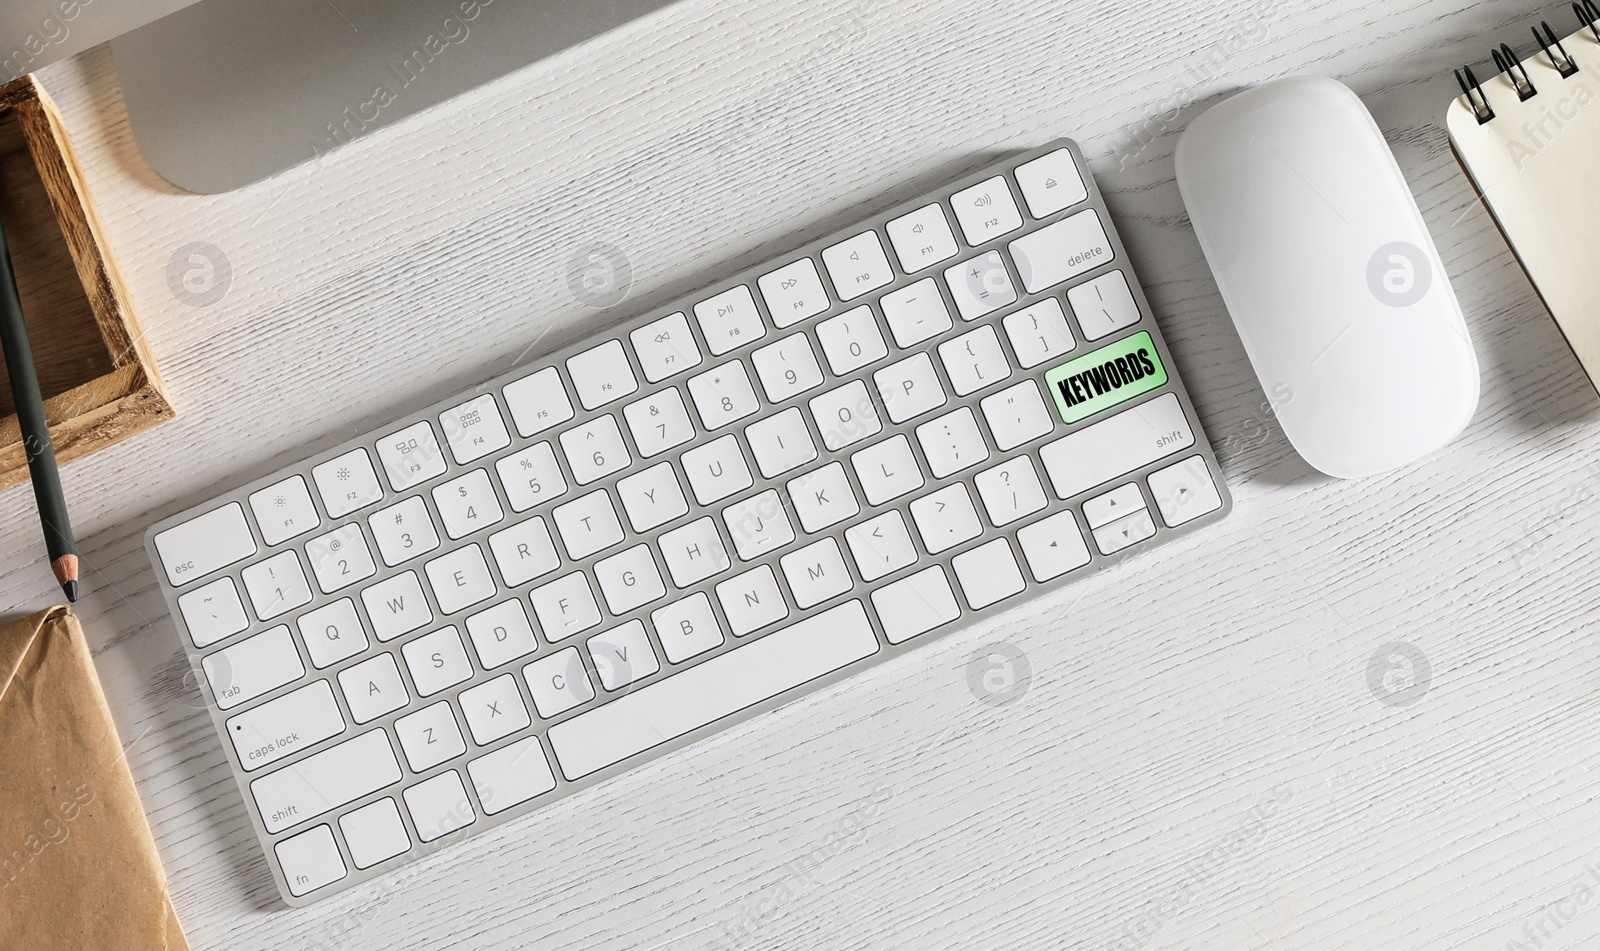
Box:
1175 75 1479 479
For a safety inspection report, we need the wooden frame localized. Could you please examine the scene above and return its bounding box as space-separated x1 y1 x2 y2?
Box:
0 74 172 492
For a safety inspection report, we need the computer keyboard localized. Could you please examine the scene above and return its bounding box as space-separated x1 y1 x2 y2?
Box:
145 141 1231 905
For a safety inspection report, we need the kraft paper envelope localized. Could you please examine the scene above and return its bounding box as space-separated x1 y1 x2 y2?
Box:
0 605 189 950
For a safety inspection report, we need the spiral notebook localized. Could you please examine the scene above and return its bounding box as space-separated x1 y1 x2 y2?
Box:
1448 5 1600 396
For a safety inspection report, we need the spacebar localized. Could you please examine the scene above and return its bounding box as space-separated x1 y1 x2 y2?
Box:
548 601 879 780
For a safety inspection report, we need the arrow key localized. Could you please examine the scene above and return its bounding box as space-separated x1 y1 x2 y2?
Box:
1092 508 1157 556
1148 455 1225 527
1083 483 1146 529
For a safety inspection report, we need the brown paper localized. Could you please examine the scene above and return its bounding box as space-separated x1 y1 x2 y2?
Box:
0 605 189 950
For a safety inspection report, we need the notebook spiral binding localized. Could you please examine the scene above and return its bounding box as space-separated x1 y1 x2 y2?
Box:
1454 4 1598 125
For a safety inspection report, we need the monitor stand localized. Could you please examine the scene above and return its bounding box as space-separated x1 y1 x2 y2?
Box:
112 0 683 193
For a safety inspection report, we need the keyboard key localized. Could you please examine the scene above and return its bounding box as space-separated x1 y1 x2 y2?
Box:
1067 270 1141 341
844 511 918 581
253 729 401 833
693 285 766 356
939 325 1011 396
241 550 313 620
616 463 690 532
594 544 666 614
872 566 961 644
886 203 959 273
752 334 824 403
809 380 880 451
204 625 304 710
552 490 625 560
487 516 560 587
745 407 817 478
276 825 347 897
945 251 1017 321
496 442 567 512
716 565 788 636
952 539 1026 609
1003 298 1076 368
305 524 377 594
1148 455 1224 527
631 312 702 382
340 798 410 869
361 571 432 641
723 489 794 561
682 435 753 505
339 653 409 722
424 544 497 614
780 538 852 609
1014 148 1088 218
402 626 474 697
456 675 529 757
981 381 1054 451
951 176 1023 245
313 449 384 519
1045 331 1168 427
529 572 602 640
975 456 1048 527
502 367 575 437
524 647 595 717
547 601 878 780
226 680 344 771
787 462 860 533
875 353 947 424
298 598 369 668
821 231 894 301
154 501 257 586
561 415 631 485
916 408 989 478
880 278 952 347
624 388 695 457
177 577 249 648
1009 209 1113 294
439 394 511 465
467 737 558 815
567 340 638 410
816 305 887 374
1017 511 1092 582
377 420 447 492
851 434 924 506
395 701 466 771
368 497 440 567
404 770 475 842
1083 483 1145 529
757 258 830 327
1040 393 1193 499
588 620 659 690
910 483 982 554
249 475 320 546
1093 508 1157 555
688 362 760 430
652 593 725 664
465 599 539 669
658 517 732 587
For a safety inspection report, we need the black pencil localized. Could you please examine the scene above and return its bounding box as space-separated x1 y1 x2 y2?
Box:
0 208 78 603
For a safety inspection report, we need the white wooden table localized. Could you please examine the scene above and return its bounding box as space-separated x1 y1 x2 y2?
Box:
9 0 1600 947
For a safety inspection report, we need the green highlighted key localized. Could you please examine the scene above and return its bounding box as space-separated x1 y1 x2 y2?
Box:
1044 331 1166 424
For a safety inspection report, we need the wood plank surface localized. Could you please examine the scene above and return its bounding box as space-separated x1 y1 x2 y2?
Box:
3 1 1597 948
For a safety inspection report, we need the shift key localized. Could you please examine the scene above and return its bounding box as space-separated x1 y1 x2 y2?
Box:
252 730 401 833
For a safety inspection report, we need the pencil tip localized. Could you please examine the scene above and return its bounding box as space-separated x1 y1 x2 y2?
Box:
62 580 78 603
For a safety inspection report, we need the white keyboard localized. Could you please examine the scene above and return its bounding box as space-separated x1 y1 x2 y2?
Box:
146 141 1230 905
